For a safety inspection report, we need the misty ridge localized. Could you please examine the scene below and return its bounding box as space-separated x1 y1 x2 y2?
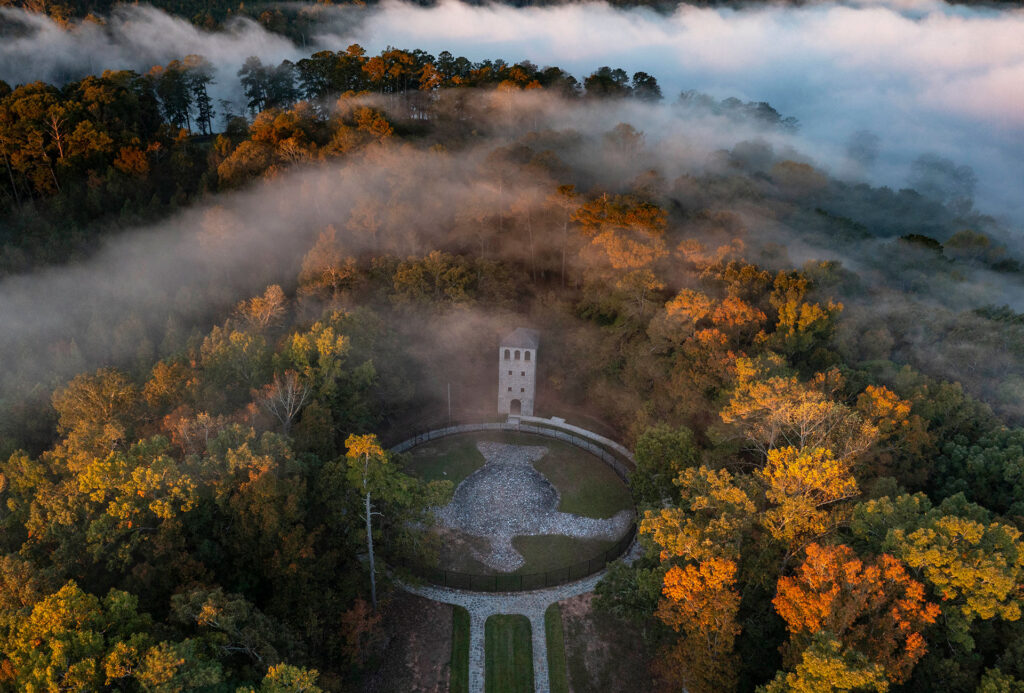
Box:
2 0 1024 220
2 79 1024 451
2 1 1024 452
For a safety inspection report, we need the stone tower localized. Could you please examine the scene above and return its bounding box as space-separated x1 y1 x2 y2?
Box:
498 328 539 417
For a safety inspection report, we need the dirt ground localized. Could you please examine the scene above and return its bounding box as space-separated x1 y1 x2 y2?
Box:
559 592 656 693
360 592 453 693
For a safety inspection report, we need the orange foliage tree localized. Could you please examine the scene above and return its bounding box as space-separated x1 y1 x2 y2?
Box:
655 558 742 693
571 193 668 270
773 543 939 684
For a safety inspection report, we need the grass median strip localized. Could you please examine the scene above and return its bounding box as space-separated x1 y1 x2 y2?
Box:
450 605 470 693
545 603 569 693
484 614 533 693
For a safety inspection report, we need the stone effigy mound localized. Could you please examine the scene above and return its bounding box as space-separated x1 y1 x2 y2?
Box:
432 441 633 572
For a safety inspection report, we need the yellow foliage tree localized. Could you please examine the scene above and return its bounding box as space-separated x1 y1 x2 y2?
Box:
892 514 1023 643
721 357 878 463
759 635 888 693
641 466 757 564
757 446 859 552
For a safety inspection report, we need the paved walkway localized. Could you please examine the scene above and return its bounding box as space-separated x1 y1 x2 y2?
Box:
402 543 642 693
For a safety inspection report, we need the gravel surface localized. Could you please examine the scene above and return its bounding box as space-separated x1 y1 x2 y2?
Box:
403 542 644 693
433 441 633 572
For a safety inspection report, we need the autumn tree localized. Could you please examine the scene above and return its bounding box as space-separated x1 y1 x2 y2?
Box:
206 430 319 613
277 315 376 432
4 582 146 691
345 434 387 608
615 268 666 318
854 384 932 486
655 558 742 692
759 634 888 693
74 436 198 569
340 434 446 609
338 598 384 667
766 271 843 370
571 193 668 270
162 408 230 456
851 493 1024 651
773 543 939 684
757 446 859 554
240 663 323 693
4 581 222 692
641 466 757 565
171 586 281 666
199 326 272 408
646 288 749 401
51 367 142 462
236 285 288 332
298 226 360 302
142 360 191 416
255 371 311 435
720 356 878 464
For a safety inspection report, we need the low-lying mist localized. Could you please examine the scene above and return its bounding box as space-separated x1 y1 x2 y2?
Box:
1 87 1023 435
2 1 1023 222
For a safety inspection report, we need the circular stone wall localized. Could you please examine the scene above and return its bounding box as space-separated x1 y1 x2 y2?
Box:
403 430 635 582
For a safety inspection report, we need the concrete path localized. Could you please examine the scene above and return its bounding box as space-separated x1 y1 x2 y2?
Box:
402 543 642 693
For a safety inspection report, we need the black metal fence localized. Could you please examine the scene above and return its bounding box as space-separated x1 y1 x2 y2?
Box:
405 524 636 593
390 420 635 481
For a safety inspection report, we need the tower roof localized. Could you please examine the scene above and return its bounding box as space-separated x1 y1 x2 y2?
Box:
501 327 540 349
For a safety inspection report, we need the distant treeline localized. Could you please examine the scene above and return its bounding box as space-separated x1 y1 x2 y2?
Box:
0 44 797 275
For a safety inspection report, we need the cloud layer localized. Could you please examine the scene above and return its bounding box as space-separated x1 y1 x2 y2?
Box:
330 0 1024 220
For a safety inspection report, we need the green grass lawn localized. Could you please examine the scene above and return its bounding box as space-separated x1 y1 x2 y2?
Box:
532 441 633 519
485 615 534 693
406 432 633 520
512 535 617 575
408 431 633 576
545 604 569 693
450 606 470 693
405 436 487 500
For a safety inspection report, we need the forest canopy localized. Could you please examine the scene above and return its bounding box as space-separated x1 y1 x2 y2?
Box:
0 30 1023 693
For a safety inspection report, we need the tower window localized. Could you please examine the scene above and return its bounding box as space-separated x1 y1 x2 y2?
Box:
525 351 531 361
504 349 510 360
514 350 521 360
520 388 525 392
521 372 525 376
508 387 512 392
508 370 512 375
